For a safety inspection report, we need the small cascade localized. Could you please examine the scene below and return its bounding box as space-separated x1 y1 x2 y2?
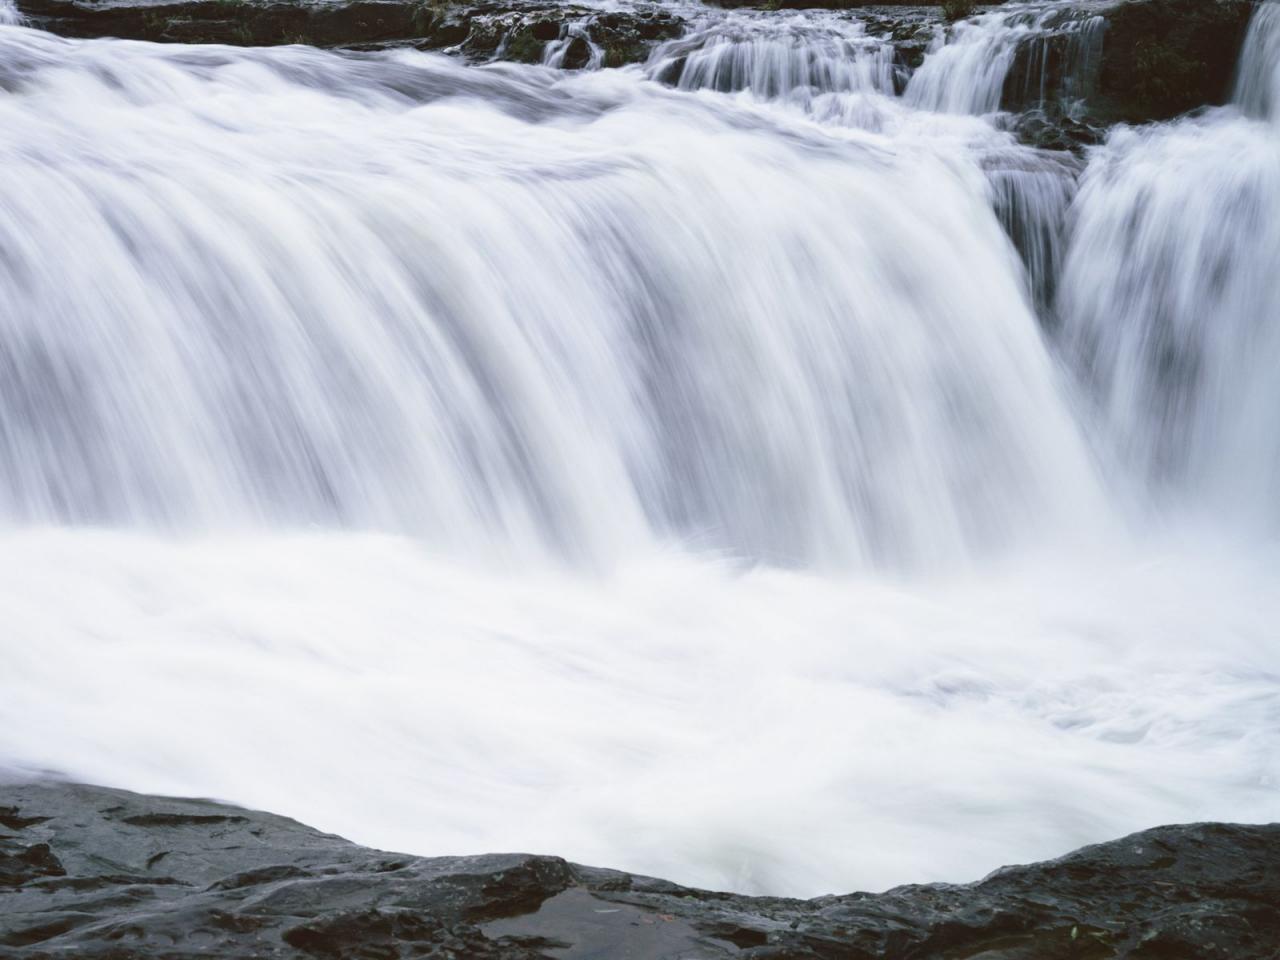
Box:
542 21 602 71
987 152 1079 318
1235 0 1280 121
905 4 1104 116
1054 0 1280 527
646 13 897 101
1056 113 1280 524
1000 13 1105 114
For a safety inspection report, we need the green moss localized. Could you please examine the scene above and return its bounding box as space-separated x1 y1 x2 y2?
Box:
601 40 645 68
502 28 544 64
941 0 974 22
409 1 436 37
140 11 169 37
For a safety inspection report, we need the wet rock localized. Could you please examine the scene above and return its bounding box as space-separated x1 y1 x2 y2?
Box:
860 9 935 76
447 3 683 66
1096 0 1256 121
17 0 433 47
1007 108 1104 152
1000 8 1107 114
707 0 961 8
558 33 591 68
997 0 1256 128
1 779 1277 959
14 0 684 64
9 0 1261 118
989 0 1255 149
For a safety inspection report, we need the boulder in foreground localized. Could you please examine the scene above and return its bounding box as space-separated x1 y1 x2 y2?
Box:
1 779 1278 958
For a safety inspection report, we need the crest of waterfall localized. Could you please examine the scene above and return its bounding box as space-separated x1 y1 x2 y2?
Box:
1235 0 1280 122
639 7 1090 318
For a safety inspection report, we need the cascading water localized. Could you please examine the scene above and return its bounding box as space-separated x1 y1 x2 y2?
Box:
647 12 898 99
542 23 603 70
1236 0 1280 120
0 0 1276 898
0 23 1102 568
1057 0 1280 526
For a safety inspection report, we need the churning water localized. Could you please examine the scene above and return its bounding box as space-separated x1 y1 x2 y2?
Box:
0 0 1276 896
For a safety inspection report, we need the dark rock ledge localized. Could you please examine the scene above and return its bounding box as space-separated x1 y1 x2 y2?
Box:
12 0 687 66
1 780 1278 959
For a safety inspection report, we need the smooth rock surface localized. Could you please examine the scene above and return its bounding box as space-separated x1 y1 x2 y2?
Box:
0 780 1276 958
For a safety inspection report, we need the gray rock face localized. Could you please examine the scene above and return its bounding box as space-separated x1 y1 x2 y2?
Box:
1 780 1277 959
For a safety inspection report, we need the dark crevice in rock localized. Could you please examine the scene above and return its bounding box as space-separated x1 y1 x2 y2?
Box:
0 808 51 831
0 840 66 887
119 813 249 827
206 864 314 891
29 874 190 890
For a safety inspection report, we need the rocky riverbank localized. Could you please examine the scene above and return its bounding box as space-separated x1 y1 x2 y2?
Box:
1 779 1277 958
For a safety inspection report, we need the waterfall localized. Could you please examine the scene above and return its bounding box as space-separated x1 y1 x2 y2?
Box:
646 12 897 101
988 152 1078 316
1236 0 1280 121
905 5 1105 116
0 0 1276 903
0 23 1106 569
1055 2 1280 528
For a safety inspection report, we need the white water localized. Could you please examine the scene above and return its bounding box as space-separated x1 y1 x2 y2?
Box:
1057 1 1280 530
1237 0 1280 121
0 1 1277 896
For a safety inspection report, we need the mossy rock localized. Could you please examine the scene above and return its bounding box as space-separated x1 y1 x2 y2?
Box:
1098 0 1256 121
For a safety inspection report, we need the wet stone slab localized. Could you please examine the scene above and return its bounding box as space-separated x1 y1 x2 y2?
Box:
0 778 1277 959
